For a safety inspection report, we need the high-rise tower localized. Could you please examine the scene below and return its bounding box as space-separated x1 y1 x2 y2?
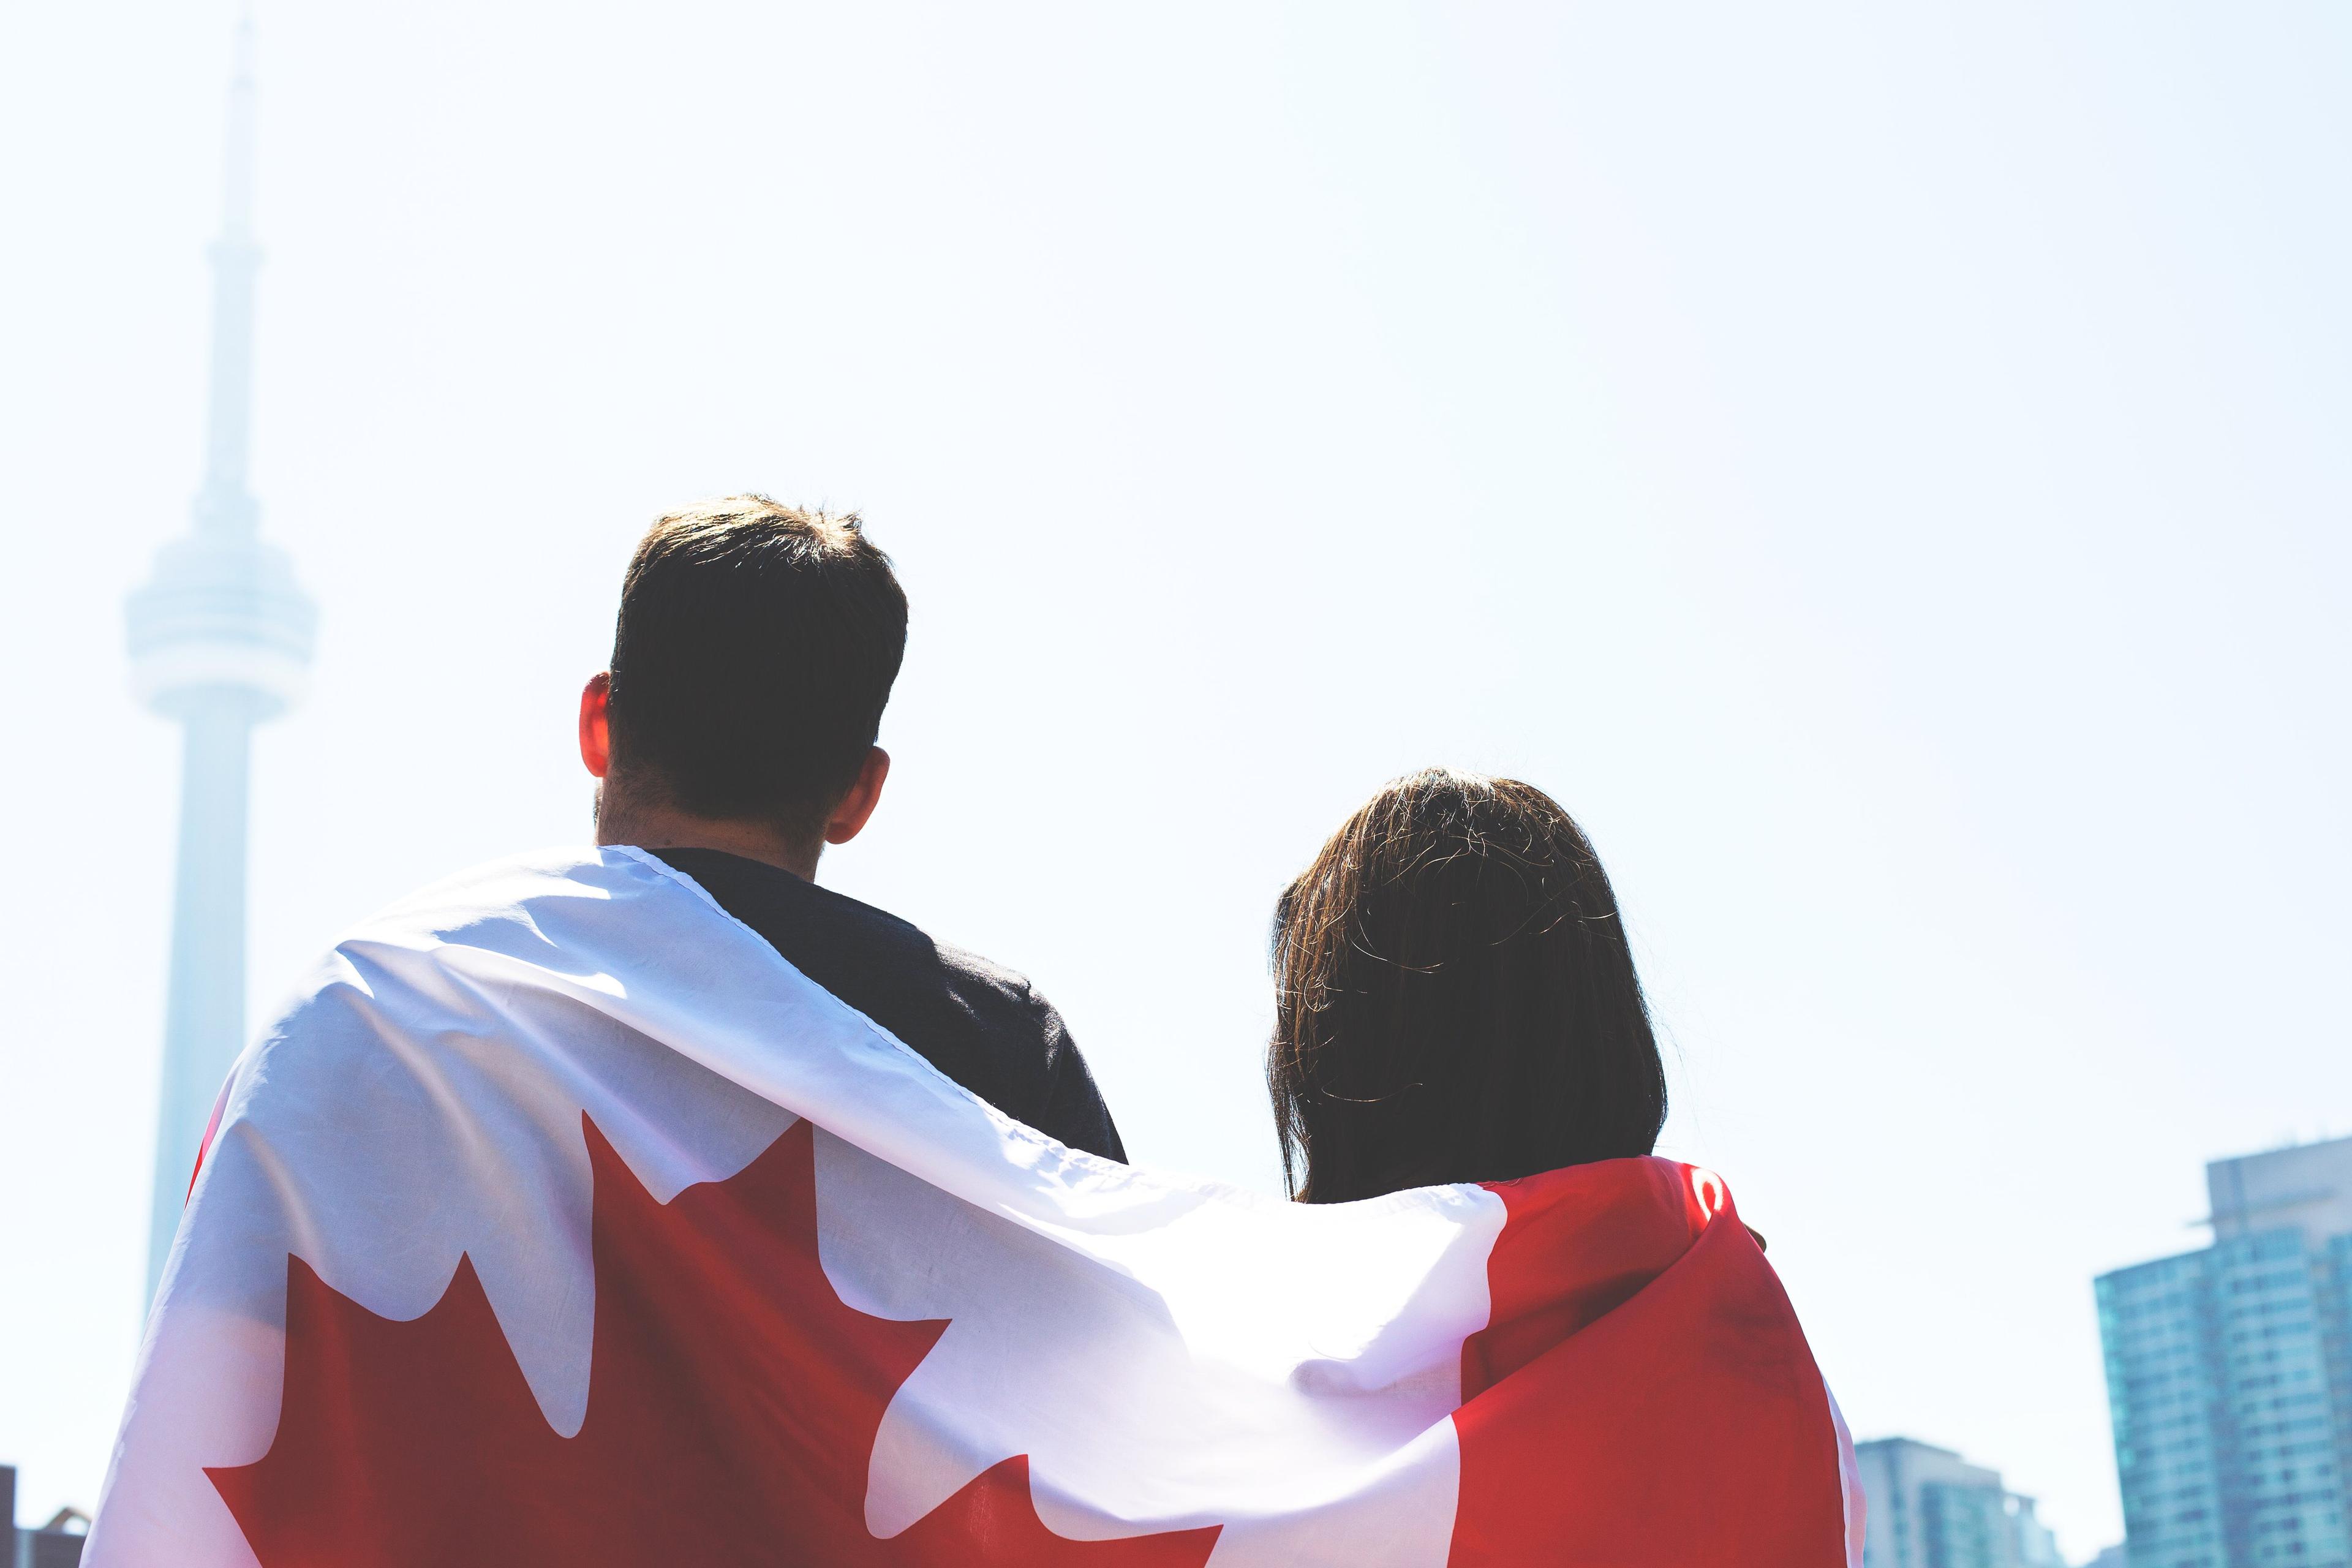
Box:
2097 1136 2352 1568
126 16 317 1303
1852 1438 2067 1568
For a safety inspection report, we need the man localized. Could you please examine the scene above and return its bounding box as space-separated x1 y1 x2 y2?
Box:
575 494 1125 1161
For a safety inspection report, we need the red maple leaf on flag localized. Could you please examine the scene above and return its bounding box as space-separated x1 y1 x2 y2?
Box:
209 1116 1223 1567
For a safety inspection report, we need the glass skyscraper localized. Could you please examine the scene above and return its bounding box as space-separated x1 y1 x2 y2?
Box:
1855 1437 2067 1568
2097 1136 2352 1568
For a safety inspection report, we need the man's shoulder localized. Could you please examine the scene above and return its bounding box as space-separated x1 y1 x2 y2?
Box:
649 848 1061 1055
927 937 1054 1018
646 846 1119 1160
651 845 897 934
652 849 1043 1004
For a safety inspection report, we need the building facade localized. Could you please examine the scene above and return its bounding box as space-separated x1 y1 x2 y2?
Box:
1856 1437 2067 1568
2097 1136 2352 1568
2 1466 88 1568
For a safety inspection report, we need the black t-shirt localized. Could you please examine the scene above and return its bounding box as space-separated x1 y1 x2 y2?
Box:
653 848 1126 1163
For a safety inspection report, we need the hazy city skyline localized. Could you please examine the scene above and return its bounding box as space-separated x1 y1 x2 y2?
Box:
4 4 2350 1554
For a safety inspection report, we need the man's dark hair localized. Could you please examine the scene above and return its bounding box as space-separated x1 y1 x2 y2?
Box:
1267 769 1667 1203
606 495 908 840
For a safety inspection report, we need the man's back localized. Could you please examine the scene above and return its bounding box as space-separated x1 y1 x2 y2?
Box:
657 848 1124 1163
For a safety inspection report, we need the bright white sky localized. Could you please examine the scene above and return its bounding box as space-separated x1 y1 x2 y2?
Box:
4 2 2348 1555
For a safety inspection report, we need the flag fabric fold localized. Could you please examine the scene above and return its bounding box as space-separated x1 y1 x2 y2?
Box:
89 848 1863 1567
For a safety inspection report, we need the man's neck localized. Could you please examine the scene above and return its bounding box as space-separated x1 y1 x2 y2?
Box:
595 791 823 881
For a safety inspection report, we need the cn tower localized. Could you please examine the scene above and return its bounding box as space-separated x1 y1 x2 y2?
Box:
125 15 317 1303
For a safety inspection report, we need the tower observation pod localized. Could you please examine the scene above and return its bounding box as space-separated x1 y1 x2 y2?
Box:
126 16 317 1305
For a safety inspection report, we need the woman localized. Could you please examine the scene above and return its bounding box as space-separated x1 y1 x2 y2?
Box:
1267 767 1668 1203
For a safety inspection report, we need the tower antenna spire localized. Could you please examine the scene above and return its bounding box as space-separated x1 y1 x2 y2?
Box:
126 12 318 1306
200 6 263 533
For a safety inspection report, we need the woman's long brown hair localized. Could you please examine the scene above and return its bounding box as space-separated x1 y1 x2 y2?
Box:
1267 769 1667 1203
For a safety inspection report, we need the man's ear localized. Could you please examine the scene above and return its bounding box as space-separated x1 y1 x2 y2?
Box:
578 673 612 778
824 747 891 846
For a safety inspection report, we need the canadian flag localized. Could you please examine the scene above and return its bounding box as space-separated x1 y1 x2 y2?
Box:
89 849 1865 1567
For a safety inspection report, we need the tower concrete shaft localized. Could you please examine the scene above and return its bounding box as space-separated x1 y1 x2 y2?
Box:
128 16 316 1305
145 693 260 1290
